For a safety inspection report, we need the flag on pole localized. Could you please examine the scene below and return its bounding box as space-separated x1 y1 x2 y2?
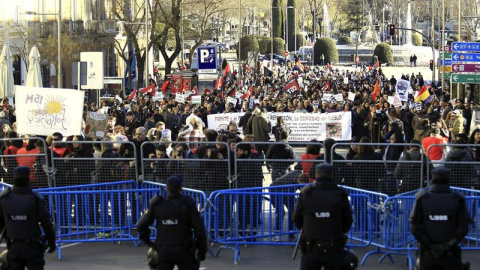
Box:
283 80 300 96
161 81 170 94
140 84 156 96
127 89 137 101
223 62 231 77
372 80 380 101
214 77 223 90
414 85 431 103
294 59 304 72
321 81 330 92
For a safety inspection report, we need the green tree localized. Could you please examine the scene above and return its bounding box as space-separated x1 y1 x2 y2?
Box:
257 37 270 54
238 35 259 60
412 33 423 46
337 35 354 45
294 33 306 49
286 0 298 51
272 0 285 39
267 37 286 54
374 42 394 66
313 37 338 65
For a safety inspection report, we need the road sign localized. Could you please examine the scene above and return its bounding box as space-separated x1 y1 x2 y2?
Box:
451 52 480 62
451 42 480 52
451 74 480 83
440 73 452 79
197 46 217 74
439 66 452 73
441 53 452 59
284 51 289 57
441 45 451 52
439 59 452 66
452 64 480 73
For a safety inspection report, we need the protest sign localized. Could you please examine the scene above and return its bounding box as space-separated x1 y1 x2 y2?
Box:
15 86 84 136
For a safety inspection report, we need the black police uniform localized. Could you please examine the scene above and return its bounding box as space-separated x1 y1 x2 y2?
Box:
0 167 56 270
293 164 353 270
137 176 207 270
410 167 472 270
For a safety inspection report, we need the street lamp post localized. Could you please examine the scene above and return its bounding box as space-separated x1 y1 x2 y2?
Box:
26 0 62 88
238 0 242 85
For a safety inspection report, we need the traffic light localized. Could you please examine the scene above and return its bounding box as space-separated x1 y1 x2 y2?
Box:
429 60 433 71
388 24 395 36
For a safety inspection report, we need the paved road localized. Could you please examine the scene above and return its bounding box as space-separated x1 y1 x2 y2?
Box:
37 240 478 269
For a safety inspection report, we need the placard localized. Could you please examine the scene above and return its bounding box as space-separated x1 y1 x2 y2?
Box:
191 95 201 104
15 85 84 136
348 92 356 101
85 111 108 138
175 93 185 103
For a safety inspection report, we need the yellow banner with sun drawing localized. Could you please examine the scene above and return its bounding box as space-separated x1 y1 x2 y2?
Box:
14 86 85 136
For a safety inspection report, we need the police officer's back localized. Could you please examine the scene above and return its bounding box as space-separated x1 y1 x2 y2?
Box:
137 175 207 270
0 166 56 270
293 163 354 270
410 166 472 270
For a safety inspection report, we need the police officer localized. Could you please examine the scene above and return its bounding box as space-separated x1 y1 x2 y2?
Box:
137 175 207 270
410 166 472 270
293 163 354 270
0 166 56 270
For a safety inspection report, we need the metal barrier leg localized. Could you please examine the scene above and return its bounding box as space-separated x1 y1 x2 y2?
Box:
57 244 62 260
360 247 395 265
213 244 242 264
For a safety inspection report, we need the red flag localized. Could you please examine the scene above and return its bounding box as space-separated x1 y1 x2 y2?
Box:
283 80 300 96
240 86 254 99
214 77 223 90
191 86 199 96
127 89 137 101
161 81 170 94
223 63 231 77
375 61 380 68
140 84 156 96
372 80 380 101
228 88 236 97
321 81 330 92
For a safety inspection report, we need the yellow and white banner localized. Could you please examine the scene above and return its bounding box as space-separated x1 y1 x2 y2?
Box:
15 86 85 136
208 111 352 141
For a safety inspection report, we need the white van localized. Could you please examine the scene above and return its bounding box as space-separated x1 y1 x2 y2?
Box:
288 46 313 63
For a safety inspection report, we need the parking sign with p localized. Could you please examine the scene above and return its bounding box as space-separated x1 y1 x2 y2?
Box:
197 46 217 74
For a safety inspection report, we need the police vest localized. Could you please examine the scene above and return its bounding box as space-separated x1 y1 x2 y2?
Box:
153 195 194 246
0 188 42 239
301 184 349 241
420 191 464 243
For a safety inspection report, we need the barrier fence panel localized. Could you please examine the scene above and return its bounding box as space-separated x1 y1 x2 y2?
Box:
140 180 208 227
140 141 232 196
0 137 50 188
426 144 479 189
332 143 425 195
234 141 325 190
208 184 376 264
37 181 141 259
50 140 138 187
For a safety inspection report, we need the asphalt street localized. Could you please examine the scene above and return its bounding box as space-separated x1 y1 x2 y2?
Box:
27 240 477 269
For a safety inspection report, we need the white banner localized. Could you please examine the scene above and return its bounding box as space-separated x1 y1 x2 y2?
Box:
15 86 84 136
208 111 352 141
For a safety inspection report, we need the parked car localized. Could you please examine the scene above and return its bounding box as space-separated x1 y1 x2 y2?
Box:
288 46 313 63
261 53 291 65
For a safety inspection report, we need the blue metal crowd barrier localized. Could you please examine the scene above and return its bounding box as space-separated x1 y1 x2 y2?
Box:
208 184 377 264
37 181 142 259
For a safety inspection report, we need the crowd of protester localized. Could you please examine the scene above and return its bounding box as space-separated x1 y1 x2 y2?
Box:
0 61 478 195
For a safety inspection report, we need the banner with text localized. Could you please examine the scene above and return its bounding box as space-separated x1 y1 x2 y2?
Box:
15 86 85 136
208 111 352 141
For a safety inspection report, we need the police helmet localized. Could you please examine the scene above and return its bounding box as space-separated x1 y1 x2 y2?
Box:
147 248 158 270
0 250 8 269
340 249 358 270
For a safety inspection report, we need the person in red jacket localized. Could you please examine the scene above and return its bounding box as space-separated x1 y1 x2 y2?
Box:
300 140 321 182
16 138 39 182
2 131 23 184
